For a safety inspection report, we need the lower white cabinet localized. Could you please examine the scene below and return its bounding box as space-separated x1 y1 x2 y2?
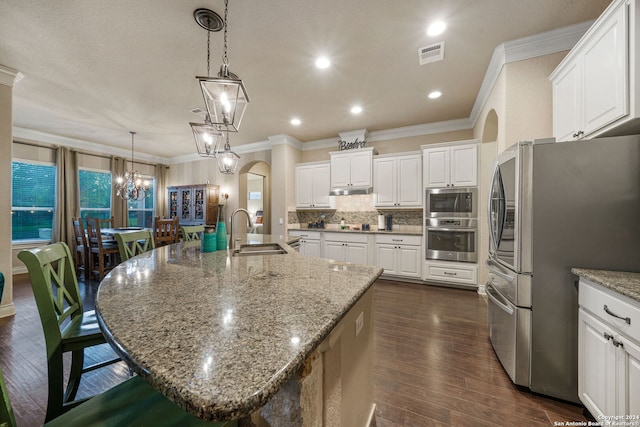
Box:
323 233 369 265
288 231 322 257
375 234 421 278
423 260 477 287
578 278 640 418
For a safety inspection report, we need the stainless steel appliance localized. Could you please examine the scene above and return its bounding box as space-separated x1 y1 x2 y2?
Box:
425 218 477 262
425 187 477 218
486 136 640 403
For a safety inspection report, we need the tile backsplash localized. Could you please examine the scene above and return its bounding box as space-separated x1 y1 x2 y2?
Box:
288 194 423 227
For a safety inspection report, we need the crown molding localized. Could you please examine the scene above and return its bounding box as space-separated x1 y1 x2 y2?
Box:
268 134 303 149
0 64 24 87
469 20 594 127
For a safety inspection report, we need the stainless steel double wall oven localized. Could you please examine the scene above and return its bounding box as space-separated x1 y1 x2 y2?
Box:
424 187 478 263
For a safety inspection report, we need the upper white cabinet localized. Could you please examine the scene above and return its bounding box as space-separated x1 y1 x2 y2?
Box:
422 142 478 188
330 147 375 189
550 0 635 141
295 162 334 209
373 153 422 207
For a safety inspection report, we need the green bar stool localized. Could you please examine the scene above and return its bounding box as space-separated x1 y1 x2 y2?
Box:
181 225 205 241
114 230 155 262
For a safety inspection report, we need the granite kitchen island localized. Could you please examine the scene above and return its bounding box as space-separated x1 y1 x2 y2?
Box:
96 234 382 426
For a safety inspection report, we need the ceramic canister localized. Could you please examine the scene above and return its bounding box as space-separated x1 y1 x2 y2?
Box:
202 225 217 252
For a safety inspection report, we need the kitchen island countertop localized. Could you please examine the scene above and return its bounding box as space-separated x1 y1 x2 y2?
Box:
96 234 382 421
572 268 640 303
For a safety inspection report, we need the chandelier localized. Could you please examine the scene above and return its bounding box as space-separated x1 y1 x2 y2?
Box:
216 133 240 174
114 131 150 201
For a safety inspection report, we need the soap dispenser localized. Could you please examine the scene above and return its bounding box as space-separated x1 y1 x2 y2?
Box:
340 218 345 230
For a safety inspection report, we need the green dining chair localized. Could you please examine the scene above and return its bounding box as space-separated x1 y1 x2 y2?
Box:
0 366 236 427
114 230 155 262
181 225 205 242
16 242 121 421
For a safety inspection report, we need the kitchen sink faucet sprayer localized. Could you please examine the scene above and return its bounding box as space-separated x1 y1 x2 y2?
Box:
230 208 253 249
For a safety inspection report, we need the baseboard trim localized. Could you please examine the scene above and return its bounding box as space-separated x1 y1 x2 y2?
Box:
0 303 16 318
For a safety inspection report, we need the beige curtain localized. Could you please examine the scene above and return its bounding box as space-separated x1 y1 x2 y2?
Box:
155 164 169 218
53 147 79 246
111 156 127 227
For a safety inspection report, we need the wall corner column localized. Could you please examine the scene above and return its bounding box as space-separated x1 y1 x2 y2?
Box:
268 135 302 237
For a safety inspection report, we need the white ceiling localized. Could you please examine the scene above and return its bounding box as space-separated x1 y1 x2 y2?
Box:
1 0 611 162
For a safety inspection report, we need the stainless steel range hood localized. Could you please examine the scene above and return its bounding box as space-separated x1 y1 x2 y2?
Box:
329 186 372 196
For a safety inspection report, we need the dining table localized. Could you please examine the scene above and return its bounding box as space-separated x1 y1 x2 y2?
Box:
94 233 382 424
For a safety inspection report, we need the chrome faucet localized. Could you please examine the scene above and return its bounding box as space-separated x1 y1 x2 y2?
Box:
229 208 253 249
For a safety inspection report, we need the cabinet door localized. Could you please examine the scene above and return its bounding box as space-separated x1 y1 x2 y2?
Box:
578 309 616 419
397 155 422 206
295 166 313 208
423 147 450 188
312 164 332 207
330 154 351 188
582 3 628 136
205 185 219 225
375 244 397 274
349 151 373 187
345 243 368 265
450 144 477 187
618 335 640 416
303 239 322 258
397 245 421 277
552 58 582 141
180 189 193 221
193 187 206 222
168 188 179 219
324 241 345 261
374 157 397 207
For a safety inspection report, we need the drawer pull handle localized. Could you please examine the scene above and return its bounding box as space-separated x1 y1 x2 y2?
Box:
604 332 614 341
443 271 457 276
612 338 624 348
603 305 631 325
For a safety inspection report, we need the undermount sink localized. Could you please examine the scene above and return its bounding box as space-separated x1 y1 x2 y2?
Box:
232 243 288 257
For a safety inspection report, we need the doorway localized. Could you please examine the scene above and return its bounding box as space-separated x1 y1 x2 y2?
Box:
247 172 265 234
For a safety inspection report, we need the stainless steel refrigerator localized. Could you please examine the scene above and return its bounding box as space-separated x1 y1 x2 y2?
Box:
486 135 640 403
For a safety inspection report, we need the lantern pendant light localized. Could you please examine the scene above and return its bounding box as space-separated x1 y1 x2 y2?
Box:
216 133 240 174
196 0 249 133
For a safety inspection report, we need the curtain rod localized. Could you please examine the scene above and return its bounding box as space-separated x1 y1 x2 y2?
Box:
13 139 165 168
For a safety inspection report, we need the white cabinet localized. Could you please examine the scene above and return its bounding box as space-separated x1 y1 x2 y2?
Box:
422 142 477 188
288 230 322 257
375 234 421 278
373 153 422 207
578 277 640 418
550 0 632 141
323 233 369 265
423 260 478 288
295 162 334 209
330 148 375 190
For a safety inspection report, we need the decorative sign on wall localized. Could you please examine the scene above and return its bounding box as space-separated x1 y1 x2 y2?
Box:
336 129 369 151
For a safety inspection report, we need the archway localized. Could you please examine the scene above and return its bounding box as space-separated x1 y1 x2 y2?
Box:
238 161 271 235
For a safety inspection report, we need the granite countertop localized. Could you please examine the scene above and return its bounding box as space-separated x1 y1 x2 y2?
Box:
288 227 423 236
96 234 382 421
572 268 640 303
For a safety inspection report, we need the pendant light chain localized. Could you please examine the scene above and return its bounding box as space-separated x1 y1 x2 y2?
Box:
206 16 211 77
130 131 136 170
223 0 229 67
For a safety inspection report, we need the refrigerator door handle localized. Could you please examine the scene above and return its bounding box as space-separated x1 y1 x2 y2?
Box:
488 164 499 252
487 284 514 315
487 257 515 283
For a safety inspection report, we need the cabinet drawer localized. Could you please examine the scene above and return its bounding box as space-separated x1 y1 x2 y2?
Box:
376 234 421 246
289 230 322 241
579 279 640 344
323 232 369 244
424 261 477 285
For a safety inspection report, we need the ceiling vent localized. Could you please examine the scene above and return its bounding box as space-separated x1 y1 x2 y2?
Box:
189 107 207 118
418 42 445 65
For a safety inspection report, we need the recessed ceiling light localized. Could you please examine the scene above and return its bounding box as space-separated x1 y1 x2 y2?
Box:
350 105 362 114
427 21 446 37
428 91 442 99
290 118 301 126
315 57 331 69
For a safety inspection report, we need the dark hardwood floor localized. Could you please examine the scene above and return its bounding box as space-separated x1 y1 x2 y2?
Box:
0 275 587 426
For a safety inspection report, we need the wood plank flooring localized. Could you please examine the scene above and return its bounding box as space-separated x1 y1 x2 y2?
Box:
0 275 588 426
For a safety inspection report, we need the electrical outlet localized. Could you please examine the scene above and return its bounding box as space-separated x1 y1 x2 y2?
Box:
279 218 284 225
355 312 364 337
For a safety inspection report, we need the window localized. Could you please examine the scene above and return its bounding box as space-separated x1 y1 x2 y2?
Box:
11 160 57 241
127 178 154 228
79 168 112 222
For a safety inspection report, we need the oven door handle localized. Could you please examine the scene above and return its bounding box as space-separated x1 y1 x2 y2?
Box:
426 227 476 232
486 284 514 315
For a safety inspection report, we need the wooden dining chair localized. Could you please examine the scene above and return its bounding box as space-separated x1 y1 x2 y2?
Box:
16 242 122 421
86 217 120 281
115 230 155 262
0 366 236 427
153 216 179 247
71 217 89 281
180 225 205 242
98 215 115 229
